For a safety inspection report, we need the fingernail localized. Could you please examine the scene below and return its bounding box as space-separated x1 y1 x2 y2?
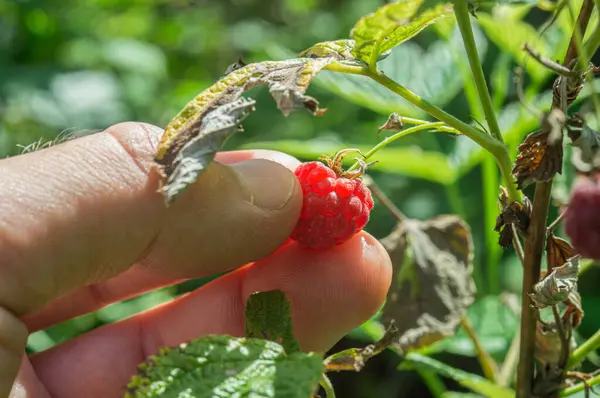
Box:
231 159 298 210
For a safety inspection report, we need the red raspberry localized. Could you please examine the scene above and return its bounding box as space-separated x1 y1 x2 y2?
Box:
565 173 600 260
291 161 374 249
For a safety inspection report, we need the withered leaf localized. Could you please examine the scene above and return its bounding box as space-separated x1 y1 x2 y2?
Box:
323 322 399 373
494 187 532 248
534 319 576 367
512 130 563 189
530 256 580 309
380 215 476 353
564 291 584 329
546 234 576 270
378 112 404 132
299 40 357 62
160 98 255 202
155 58 335 203
567 113 600 172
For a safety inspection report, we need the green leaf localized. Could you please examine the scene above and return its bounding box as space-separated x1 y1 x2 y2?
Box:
401 352 515 397
268 24 487 119
440 295 519 357
125 335 323 398
350 0 454 67
240 139 458 184
244 290 300 354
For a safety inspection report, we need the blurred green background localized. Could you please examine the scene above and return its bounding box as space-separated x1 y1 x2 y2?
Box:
1 0 599 396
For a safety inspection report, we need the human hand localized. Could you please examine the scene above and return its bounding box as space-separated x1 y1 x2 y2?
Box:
0 122 392 398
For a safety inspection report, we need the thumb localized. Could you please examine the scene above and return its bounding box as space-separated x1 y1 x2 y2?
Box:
143 156 303 277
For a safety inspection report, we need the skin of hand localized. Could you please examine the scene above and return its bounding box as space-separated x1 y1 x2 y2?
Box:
0 122 392 398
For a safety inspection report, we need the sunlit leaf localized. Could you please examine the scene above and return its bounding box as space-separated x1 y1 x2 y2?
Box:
125 335 323 398
241 139 457 184
530 256 580 309
155 58 334 203
401 352 515 398
351 0 453 67
299 39 357 61
244 290 299 354
324 322 399 372
381 215 476 352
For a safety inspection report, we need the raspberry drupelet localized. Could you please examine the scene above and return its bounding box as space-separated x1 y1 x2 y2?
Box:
291 154 374 249
565 173 600 260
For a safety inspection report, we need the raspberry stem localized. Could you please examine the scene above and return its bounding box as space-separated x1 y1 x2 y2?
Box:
345 122 448 174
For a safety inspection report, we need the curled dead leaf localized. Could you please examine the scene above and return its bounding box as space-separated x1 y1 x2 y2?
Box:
154 58 335 203
378 112 404 132
512 129 563 190
530 256 580 309
546 234 576 271
380 215 476 353
494 186 532 248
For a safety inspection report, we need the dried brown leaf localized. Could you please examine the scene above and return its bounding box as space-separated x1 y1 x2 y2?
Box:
378 112 404 132
530 256 580 309
512 130 563 189
154 58 334 203
380 215 476 353
495 187 532 248
546 234 576 270
564 291 584 329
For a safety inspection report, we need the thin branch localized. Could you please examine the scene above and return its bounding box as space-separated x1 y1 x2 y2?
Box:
364 176 406 223
461 317 498 382
523 43 578 77
499 332 521 388
320 373 336 398
566 329 600 370
512 226 525 266
516 2 596 396
454 0 504 143
560 373 600 396
546 211 566 238
516 182 552 398
565 0 595 63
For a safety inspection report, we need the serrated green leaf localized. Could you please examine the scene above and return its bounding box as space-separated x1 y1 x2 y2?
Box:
244 290 300 354
401 353 515 398
350 0 454 67
125 335 323 398
241 139 457 184
267 24 487 119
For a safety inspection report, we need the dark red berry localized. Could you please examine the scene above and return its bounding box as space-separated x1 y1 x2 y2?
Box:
565 173 600 260
291 161 374 249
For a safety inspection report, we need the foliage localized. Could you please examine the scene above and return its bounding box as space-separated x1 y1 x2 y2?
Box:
5 0 600 397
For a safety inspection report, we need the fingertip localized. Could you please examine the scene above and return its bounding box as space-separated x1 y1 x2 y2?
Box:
241 231 392 352
216 149 301 172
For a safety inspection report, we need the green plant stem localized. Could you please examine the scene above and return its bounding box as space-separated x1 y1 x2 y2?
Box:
346 122 446 173
460 317 498 382
566 329 600 369
324 62 523 203
516 181 552 398
498 332 520 387
417 369 447 397
320 373 336 398
454 0 504 144
560 373 600 396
